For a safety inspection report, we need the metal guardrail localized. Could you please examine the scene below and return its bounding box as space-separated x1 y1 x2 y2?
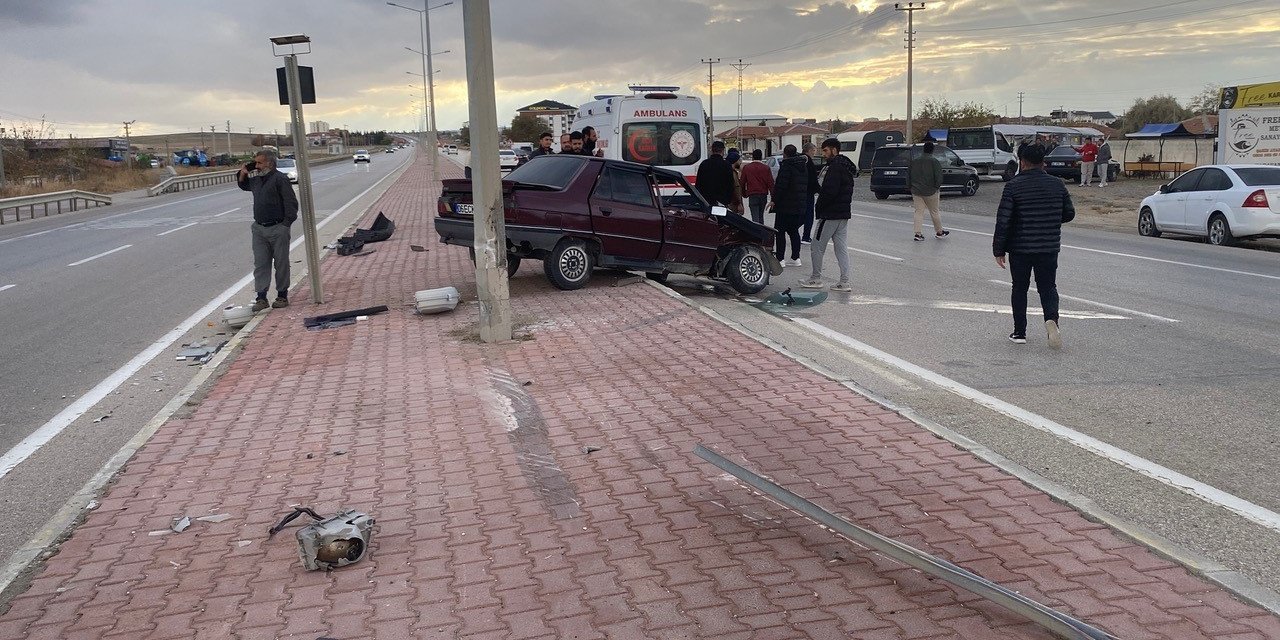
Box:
146 169 240 197
0 190 112 225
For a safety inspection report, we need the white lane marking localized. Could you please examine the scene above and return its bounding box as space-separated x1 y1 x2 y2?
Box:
212 207 240 217
67 244 132 266
0 284 14 293
0 190 236 246
156 222 198 237
848 246 904 262
840 294 1126 320
0 165 406 481
793 317 1280 533
987 279 1180 323
850 212 1280 281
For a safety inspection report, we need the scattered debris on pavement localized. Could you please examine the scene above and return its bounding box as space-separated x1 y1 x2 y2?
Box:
612 274 644 287
582 446 602 454
414 286 460 315
175 340 228 364
91 413 111 424
409 244 427 252
303 306 389 330
337 212 396 255
171 516 191 533
268 507 376 571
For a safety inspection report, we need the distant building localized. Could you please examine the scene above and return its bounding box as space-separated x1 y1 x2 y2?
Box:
310 120 330 134
1051 110 1117 126
516 100 577 137
712 114 787 138
716 123 829 156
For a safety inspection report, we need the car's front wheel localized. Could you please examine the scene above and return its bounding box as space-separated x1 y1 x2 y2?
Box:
544 239 594 290
962 177 979 196
873 191 889 200
1138 208 1161 238
1207 214 1234 246
725 245 770 295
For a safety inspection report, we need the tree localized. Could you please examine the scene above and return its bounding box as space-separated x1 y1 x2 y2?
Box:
459 125 470 146
508 114 544 143
1188 84 1223 116
1119 95 1192 133
916 98 998 136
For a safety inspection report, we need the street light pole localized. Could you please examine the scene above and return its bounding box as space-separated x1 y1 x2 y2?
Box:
388 1 451 184
895 2 926 143
271 34 323 304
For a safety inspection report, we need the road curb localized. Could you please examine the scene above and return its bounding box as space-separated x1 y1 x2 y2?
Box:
0 153 421 608
644 279 1280 617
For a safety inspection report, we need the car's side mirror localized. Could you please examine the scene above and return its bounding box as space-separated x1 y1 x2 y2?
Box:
710 205 728 217
1159 184 1170 194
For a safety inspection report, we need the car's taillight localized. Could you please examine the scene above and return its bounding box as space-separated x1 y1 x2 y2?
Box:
437 198 451 215
1242 189 1269 208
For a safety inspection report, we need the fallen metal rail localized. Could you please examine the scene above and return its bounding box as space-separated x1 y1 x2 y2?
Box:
694 445 1118 640
0 190 111 225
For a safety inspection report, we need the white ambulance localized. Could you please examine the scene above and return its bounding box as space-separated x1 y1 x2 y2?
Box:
572 85 707 186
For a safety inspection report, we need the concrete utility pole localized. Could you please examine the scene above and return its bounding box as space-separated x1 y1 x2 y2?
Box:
122 120 136 169
701 58 721 150
1017 91 1025 123
895 2 925 143
463 0 511 343
226 120 232 154
730 59 751 150
0 124 7 187
271 34 323 304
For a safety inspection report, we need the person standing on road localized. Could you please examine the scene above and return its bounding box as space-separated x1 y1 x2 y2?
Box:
741 149 775 225
800 143 820 243
769 145 807 266
237 149 299 312
801 138 855 291
1095 137 1113 187
558 133 572 154
726 148 744 214
581 126 603 157
528 132 554 159
909 141 949 241
695 140 736 208
1074 137 1099 186
993 142 1075 347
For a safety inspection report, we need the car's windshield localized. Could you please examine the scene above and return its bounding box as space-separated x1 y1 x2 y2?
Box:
356 150 368 154
499 150 515 156
947 129 994 150
1234 167 1280 186
503 155 585 189
277 159 295 168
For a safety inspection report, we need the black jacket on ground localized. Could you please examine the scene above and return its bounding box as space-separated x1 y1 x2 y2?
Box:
814 154 856 220
695 154 736 207
992 167 1076 255
772 155 810 229
237 168 298 226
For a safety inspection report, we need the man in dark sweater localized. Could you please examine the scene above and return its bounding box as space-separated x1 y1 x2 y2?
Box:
238 149 299 312
993 142 1075 347
527 131 554 159
801 138 856 291
695 140 735 208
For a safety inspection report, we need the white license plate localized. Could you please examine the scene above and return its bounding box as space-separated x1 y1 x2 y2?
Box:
454 203 473 215
1051 162 1065 166
883 170 899 175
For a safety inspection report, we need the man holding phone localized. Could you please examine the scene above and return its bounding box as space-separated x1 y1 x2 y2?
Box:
237 149 298 312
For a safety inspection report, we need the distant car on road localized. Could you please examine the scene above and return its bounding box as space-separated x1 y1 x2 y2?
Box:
447 145 458 155
386 148 395 154
1137 164 1280 246
277 158 298 183
1043 145 1120 183
499 149 520 171
353 150 371 163
435 155 781 293
869 144 979 200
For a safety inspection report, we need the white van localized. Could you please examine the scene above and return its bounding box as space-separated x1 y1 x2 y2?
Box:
835 130 904 174
572 85 707 185
947 124 1104 181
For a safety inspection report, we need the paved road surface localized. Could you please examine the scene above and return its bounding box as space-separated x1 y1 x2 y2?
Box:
0 150 413 573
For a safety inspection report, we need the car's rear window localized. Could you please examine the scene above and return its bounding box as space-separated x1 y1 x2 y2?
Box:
1046 146 1077 157
499 150 515 156
504 155 586 189
277 159 295 167
872 148 913 167
1234 167 1280 186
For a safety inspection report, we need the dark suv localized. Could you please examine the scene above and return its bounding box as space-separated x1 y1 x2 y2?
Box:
869 144 980 199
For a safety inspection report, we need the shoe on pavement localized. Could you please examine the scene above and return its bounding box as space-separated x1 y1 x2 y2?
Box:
786 258 803 267
830 281 852 292
936 230 950 238
913 233 925 242
799 278 824 289
1008 332 1027 344
801 239 812 245
1046 319 1061 349
252 299 269 313
272 297 290 309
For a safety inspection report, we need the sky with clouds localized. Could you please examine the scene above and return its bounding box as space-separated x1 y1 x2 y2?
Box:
1 0 1277 139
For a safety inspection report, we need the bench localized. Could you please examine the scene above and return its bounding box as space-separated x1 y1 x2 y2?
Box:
1124 162 1188 179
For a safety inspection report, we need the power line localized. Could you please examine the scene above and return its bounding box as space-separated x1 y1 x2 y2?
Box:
927 0 1263 41
923 0 1199 33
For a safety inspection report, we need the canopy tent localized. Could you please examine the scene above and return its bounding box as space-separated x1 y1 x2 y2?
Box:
1124 122 1202 167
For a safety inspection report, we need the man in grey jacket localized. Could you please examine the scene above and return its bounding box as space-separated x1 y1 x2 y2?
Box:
1095 137 1113 187
993 142 1075 348
237 149 299 312
908 142 948 241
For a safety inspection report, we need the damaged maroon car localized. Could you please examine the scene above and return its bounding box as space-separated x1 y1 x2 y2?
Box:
435 155 781 294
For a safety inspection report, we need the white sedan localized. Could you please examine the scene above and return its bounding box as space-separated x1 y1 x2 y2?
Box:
498 149 519 171
353 149 371 163
1138 164 1280 246
278 158 298 183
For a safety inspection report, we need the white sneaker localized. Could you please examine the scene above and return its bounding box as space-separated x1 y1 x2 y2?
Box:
1046 320 1061 349
786 258 802 267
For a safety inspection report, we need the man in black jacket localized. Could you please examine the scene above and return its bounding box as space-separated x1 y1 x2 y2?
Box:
993 142 1075 347
528 131 554 159
801 138 856 291
238 149 299 312
695 140 735 207
769 145 809 265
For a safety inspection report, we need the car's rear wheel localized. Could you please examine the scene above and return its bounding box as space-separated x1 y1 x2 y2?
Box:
544 239 594 290
1001 163 1016 181
1138 208 1161 238
962 177 979 196
873 191 889 200
1207 214 1234 246
725 245 770 295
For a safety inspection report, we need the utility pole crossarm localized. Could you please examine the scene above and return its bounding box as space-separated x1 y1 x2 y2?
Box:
895 2 926 144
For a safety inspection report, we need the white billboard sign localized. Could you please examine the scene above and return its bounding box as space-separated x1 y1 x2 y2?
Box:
1218 108 1280 166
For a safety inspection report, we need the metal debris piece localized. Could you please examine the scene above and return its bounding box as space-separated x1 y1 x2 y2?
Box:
409 244 427 252
612 275 644 287
148 530 170 537
522 381 533 387
582 446 602 454
171 516 191 533
332 450 346 456
196 513 232 523
92 414 110 424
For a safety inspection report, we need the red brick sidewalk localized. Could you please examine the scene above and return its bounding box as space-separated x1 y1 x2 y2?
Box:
2 153 1276 639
